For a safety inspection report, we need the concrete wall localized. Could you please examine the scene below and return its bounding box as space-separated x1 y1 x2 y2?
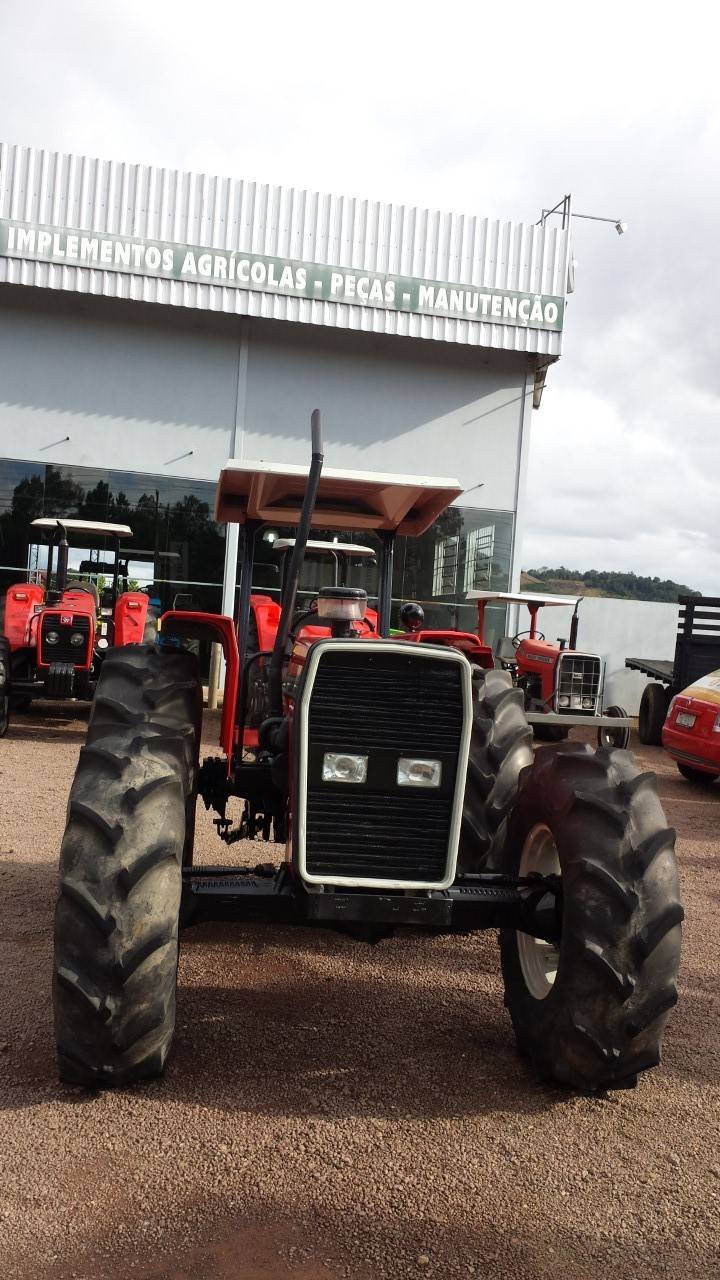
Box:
533 596 679 714
0 285 528 515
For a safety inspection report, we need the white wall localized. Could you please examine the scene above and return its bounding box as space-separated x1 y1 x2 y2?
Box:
243 320 527 512
535 596 678 714
0 286 529 516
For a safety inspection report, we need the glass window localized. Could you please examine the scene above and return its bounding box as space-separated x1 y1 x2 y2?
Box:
240 506 514 647
393 506 514 642
0 457 226 677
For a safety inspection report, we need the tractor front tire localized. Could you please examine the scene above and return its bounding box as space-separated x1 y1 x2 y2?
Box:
597 704 630 750
53 644 202 1087
142 608 159 645
500 742 682 1091
458 667 534 872
638 683 670 746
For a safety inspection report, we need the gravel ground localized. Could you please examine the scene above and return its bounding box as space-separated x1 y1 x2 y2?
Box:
0 704 719 1280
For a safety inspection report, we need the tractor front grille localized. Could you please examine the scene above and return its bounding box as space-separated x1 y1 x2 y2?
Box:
300 645 469 886
39 613 92 667
555 652 602 714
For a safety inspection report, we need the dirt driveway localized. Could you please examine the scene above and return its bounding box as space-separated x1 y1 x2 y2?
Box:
0 706 718 1279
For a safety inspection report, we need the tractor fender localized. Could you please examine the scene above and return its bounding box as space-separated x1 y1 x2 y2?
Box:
2 583 45 650
114 591 152 646
402 629 494 669
160 610 239 768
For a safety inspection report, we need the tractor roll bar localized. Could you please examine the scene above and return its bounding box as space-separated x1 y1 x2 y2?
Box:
267 410 325 717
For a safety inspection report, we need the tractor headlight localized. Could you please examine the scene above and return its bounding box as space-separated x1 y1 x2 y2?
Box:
558 694 570 708
397 757 442 788
582 696 594 709
70 633 85 647
45 630 60 646
322 751 368 784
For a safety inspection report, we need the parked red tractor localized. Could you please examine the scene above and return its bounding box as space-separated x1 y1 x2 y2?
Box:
474 590 630 748
0 517 156 731
52 414 682 1094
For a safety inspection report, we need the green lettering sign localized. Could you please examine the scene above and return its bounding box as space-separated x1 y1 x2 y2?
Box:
0 218 564 332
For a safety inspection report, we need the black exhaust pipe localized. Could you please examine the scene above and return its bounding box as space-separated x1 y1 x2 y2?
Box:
267 409 324 717
569 600 580 650
46 521 69 604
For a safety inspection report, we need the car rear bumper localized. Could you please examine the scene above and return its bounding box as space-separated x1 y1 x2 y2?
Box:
662 726 720 772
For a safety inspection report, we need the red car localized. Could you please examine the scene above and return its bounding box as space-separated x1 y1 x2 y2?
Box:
662 669 720 784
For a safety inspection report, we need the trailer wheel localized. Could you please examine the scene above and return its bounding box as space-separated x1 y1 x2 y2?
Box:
53 644 202 1087
597 705 630 750
638 683 670 746
677 762 719 786
459 668 534 872
500 742 682 1091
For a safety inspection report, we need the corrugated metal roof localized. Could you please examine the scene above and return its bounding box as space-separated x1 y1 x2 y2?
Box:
0 143 569 356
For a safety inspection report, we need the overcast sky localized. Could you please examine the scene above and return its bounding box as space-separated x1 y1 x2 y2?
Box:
1 1 718 590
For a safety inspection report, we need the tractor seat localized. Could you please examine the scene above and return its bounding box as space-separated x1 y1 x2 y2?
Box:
67 579 100 606
494 636 517 667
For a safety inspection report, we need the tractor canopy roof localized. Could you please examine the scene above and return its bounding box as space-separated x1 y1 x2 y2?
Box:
31 518 133 538
273 539 376 557
215 460 463 536
470 590 582 609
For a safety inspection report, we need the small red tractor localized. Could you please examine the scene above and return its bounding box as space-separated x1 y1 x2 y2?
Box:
0 517 156 731
473 590 630 748
52 413 682 1094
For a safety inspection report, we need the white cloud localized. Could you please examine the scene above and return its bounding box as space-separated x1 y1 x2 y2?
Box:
0 0 718 592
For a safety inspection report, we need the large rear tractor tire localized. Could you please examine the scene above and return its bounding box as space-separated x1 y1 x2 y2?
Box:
638 683 670 746
458 668 534 872
500 742 682 1091
53 644 202 1087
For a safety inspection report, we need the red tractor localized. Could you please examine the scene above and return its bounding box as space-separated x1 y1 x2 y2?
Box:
0 517 157 731
474 590 630 748
51 414 682 1094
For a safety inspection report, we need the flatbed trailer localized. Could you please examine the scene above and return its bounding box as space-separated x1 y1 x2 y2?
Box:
625 657 674 684
627 596 720 744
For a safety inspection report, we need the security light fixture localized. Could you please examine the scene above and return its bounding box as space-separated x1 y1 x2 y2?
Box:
538 195 628 235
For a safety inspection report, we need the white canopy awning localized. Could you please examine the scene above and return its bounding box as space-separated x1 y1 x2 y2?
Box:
273 539 376 557
470 590 580 608
31 518 133 537
215 460 463 536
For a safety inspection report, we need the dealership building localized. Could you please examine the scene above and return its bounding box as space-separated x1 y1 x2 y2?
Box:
0 142 571 668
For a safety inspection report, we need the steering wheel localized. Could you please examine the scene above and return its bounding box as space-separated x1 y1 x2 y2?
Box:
512 629 545 648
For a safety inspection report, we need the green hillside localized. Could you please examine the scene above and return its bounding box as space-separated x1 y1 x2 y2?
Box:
521 567 701 604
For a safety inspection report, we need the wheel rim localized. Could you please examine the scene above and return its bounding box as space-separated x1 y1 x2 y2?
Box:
517 823 561 1000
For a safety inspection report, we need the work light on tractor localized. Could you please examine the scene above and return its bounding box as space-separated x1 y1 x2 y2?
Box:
51 411 683 1095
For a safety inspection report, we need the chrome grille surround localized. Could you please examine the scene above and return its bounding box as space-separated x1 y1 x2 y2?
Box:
295 640 473 890
554 651 603 714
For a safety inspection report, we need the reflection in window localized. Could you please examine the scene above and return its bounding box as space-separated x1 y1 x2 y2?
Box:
464 525 495 592
0 457 226 677
432 535 460 596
